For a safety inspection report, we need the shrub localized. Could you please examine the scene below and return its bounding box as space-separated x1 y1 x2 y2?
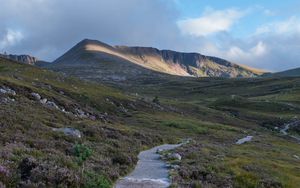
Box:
74 144 92 166
83 171 111 188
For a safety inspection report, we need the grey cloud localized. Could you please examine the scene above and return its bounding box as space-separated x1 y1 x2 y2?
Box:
0 0 299 71
0 0 186 61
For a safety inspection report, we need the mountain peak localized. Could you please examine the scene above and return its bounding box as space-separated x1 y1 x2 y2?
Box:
77 39 113 49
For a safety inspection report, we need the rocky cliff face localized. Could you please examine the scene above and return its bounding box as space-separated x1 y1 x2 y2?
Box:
0 54 38 65
114 45 262 77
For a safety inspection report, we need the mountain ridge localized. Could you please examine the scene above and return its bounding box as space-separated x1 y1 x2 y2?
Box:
263 67 300 77
49 39 265 80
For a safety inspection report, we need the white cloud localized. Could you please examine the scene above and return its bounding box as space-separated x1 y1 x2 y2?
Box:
0 29 24 49
255 16 300 35
226 41 267 61
177 9 245 37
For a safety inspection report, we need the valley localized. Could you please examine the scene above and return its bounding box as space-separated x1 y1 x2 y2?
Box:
2 0 300 187
1 54 300 187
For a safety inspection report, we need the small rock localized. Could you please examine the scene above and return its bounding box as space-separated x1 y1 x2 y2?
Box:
40 98 47 104
1 97 15 103
236 136 253 145
0 88 6 94
52 127 82 138
31 92 41 100
46 101 59 110
169 153 182 161
156 148 164 153
89 115 96 121
76 108 86 117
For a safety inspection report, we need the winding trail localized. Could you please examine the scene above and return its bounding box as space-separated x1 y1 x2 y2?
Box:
115 143 182 188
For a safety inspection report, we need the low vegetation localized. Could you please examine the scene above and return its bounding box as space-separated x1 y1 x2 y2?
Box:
1 57 300 187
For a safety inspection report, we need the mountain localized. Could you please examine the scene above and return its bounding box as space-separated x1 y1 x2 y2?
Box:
42 39 265 83
263 67 300 77
0 53 39 65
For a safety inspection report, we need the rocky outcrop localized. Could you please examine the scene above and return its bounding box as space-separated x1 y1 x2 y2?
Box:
0 87 16 95
0 54 38 65
30 92 101 121
0 86 16 104
115 45 261 77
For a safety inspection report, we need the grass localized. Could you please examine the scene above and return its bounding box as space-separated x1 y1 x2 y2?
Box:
1 57 300 187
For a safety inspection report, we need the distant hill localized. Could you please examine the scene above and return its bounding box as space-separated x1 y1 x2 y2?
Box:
42 39 265 83
263 67 300 77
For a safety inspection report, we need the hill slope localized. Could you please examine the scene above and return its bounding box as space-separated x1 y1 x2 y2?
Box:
1 57 300 187
43 39 264 83
263 67 300 77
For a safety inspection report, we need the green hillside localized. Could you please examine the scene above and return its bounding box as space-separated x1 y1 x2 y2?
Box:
1 57 300 187
263 68 300 78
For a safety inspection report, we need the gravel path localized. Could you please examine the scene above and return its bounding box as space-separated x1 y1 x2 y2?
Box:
115 143 182 188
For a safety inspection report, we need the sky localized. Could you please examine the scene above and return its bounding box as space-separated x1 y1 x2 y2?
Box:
0 0 300 71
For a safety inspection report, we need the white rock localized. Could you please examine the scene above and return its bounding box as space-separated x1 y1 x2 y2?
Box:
0 88 7 94
236 136 253 145
0 87 16 95
1 97 15 103
40 98 47 104
76 108 88 118
46 101 59 109
31 92 41 100
169 153 182 160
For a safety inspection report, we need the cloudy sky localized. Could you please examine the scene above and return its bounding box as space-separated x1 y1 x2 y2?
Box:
1 0 300 71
